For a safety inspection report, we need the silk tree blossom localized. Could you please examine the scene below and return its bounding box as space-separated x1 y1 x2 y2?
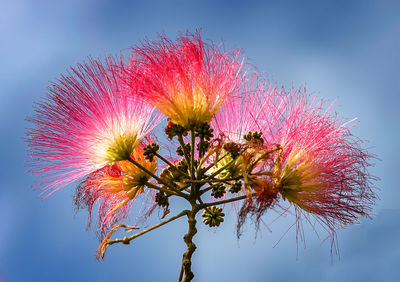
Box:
125 31 245 128
26 57 162 197
210 81 376 235
267 89 376 231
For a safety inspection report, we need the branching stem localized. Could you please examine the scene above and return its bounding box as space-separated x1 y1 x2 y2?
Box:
187 176 242 184
107 127 262 282
127 156 187 198
146 181 189 198
153 151 190 178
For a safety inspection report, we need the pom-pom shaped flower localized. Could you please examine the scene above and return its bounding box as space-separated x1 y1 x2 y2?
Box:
125 31 245 128
26 57 161 197
211 80 376 234
267 90 376 230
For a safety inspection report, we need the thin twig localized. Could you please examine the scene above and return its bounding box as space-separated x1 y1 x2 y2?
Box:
146 181 189 198
199 193 257 208
190 128 195 181
207 157 236 179
154 151 190 178
196 196 213 214
127 156 187 198
107 210 189 246
199 183 223 195
186 176 242 184
200 151 231 176
178 134 192 176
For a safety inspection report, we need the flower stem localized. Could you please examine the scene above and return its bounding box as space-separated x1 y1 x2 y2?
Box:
154 151 190 178
178 134 192 174
199 193 256 208
107 210 189 246
127 156 187 198
190 128 195 180
179 209 198 282
207 157 236 179
146 181 189 198
187 176 242 184
200 151 231 176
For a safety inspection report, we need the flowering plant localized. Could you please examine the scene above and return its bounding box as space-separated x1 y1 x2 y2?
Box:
26 31 376 282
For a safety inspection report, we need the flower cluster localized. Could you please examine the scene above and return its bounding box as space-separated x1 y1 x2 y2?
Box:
27 31 377 281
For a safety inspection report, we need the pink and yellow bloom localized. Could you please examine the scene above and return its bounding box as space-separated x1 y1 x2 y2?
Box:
26 57 161 197
74 143 157 237
125 31 245 128
267 89 376 230
211 79 375 233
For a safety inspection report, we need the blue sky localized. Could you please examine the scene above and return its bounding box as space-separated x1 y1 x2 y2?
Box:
1 1 399 281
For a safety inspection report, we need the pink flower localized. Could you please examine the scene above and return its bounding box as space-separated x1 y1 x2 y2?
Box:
125 31 245 128
212 80 376 234
26 57 161 197
268 89 376 231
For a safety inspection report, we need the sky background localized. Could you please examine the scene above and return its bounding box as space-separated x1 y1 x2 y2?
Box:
1 0 399 281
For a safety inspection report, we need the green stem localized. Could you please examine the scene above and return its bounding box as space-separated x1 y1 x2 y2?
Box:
199 193 256 208
186 176 242 184
190 128 195 180
154 151 190 178
207 157 237 179
196 196 213 214
178 134 191 171
127 156 187 198
200 151 231 176
146 181 189 198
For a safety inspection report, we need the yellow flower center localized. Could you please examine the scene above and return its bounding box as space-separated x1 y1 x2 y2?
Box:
277 150 323 210
155 85 218 128
105 133 139 163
